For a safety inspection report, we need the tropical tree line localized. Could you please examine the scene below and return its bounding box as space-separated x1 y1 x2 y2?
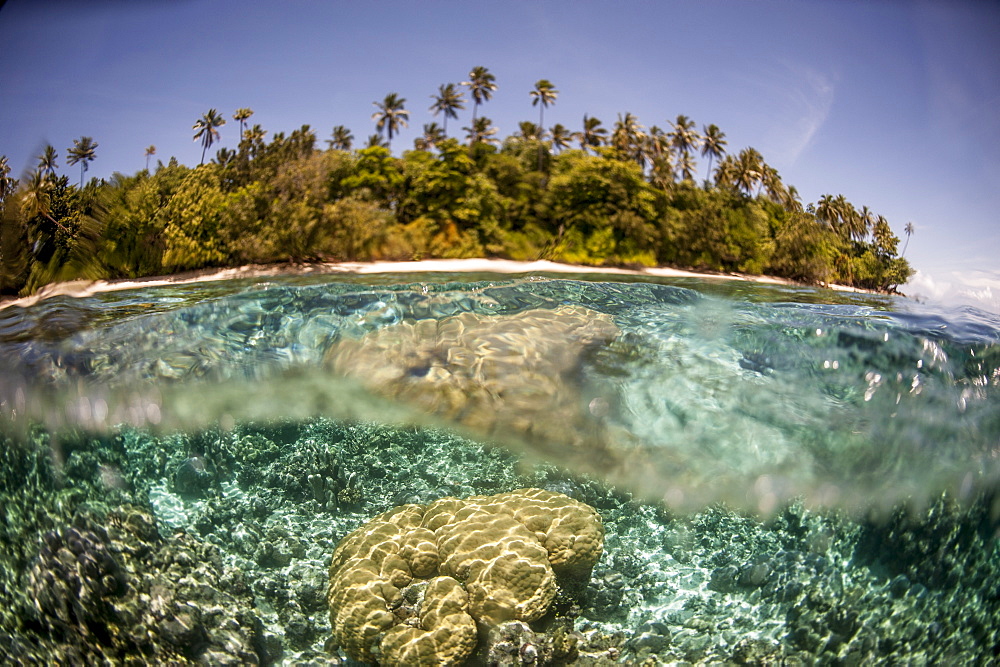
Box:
0 67 913 296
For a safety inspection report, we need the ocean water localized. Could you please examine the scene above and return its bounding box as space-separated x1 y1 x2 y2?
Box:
0 272 997 664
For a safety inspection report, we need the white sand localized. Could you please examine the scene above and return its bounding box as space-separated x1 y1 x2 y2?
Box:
0 258 871 310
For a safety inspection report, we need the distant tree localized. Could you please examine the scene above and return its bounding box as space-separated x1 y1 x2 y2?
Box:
415 122 446 151
529 79 558 131
371 93 409 150
854 204 874 243
66 136 98 187
193 109 226 165
0 155 16 202
676 152 697 183
549 124 575 153
246 124 267 145
243 124 268 160
515 121 543 142
872 215 898 258
700 124 727 186
781 185 803 212
37 145 59 178
366 133 390 149
612 113 647 168
645 126 671 174
214 147 237 167
463 116 499 146
462 66 497 124
430 83 465 135
19 170 67 231
722 148 763 196
233 107 254 138
579 115 607 152
327 125 354 151
833 194 858 241
668 114 701 175
144 145 156 171
815 193 838 229
288 124 317 158
902 222 914 257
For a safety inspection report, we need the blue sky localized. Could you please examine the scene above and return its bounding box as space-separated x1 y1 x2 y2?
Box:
1 0 998 309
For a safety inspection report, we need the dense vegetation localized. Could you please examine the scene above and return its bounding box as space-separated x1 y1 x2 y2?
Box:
0 68 913 297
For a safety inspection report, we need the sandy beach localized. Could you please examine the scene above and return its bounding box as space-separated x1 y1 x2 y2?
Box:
0 258 873 310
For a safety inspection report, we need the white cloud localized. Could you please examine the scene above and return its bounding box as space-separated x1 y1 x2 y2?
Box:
905 268 1000 314
744 62 836 167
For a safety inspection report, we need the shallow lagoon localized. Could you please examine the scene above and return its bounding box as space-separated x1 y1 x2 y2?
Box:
0 271 998 664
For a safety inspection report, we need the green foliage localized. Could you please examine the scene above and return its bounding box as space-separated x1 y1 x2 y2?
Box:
544 151 658 266
767 210 840 284
97 173 167 278
323 195 395 261
1 107 917 296
0 200 29 295
341 146 403 207
159 165 228 271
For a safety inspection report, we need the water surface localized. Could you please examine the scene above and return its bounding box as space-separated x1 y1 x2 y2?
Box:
1 272 998 664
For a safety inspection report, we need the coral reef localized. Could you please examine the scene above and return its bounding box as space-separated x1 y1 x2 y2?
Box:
2 420 998 665
15 507 268 664
327 488 604 665
325 306 620 452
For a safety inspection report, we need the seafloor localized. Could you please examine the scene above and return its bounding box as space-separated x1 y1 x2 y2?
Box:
0 418 997 665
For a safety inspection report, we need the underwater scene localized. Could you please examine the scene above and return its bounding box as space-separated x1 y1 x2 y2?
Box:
0 272 998 665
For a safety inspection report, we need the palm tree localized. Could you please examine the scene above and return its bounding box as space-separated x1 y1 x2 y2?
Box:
215 147 237 166
700 124 727 186
19 170 67 231
550 124 575 153
853 205 874 243
612 113 647 168
66 136 98 187
529 79 558 130
677 152 697 183
733 147 763 196
901 222 914 257
233 108 254 139
327 125 354 151
463 116 499 146
668 114 701 176
193 109 226 165
144 145 156 171
781 185 803 212
429 83 465 135
646 126 671 171
371 93 409 150
37 145 58 178
579 115 607 152
245 124 268 156
872 215 897 257
760 164 786 201
366 134 389 149
415 122 446 151
714 154 739 191
462 66 497 124
289 124 317 157
0 155 14 202
815 194 838 228
835 194 858 240
515 121 543 142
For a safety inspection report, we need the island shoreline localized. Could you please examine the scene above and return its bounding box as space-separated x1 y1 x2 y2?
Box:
0 258 877 310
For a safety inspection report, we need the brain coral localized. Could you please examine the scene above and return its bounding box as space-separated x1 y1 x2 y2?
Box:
327 488 604 665
325 306 620 447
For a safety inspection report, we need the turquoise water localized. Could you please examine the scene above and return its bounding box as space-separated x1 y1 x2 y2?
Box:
0 273 998 663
